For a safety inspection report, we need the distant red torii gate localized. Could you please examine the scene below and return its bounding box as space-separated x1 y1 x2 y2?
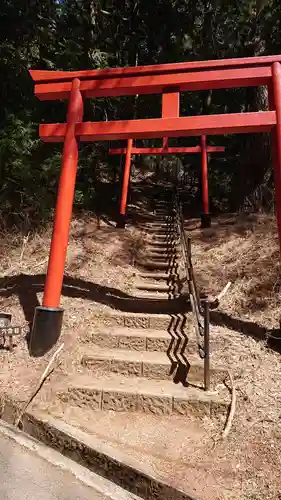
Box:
109 137 225 228
28 54 281 354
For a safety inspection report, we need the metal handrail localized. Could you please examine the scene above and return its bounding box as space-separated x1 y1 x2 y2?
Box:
174 191 210 391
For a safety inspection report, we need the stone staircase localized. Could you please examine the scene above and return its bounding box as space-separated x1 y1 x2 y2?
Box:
133 197 182 307
58 193 227 419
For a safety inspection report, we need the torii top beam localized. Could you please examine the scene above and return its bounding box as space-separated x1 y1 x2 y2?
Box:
29 55 281 100
30 54 281 82
31 67 272 100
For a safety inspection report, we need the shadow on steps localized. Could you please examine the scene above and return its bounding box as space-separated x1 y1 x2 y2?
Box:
0 273 191 325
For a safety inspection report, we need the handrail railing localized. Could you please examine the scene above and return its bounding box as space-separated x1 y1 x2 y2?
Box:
174 190 210 391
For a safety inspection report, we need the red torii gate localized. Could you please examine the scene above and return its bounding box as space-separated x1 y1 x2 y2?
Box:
29 54 281 355
109 136 225 228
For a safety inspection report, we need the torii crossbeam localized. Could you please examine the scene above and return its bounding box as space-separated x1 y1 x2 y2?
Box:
28 54 281 355
109 137 225 228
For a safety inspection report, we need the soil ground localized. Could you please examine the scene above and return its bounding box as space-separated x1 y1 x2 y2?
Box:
0 206 281 500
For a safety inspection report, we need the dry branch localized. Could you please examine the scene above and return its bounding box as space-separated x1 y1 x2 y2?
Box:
14 343 64 428
222 369 236 440
210 281 232 309
19 233 30 264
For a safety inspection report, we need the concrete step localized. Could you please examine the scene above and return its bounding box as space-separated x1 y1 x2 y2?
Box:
143 250 179 257
146 217 172 222
91 311 193 330
142 253 178 261
145 242 178 249
147 229 178 234
81 326 228 354
136 259 178 271
133 288 170 296
145 243 180 250
141 224 175 229
151 235 179 241
148 243 179 250
144 223 171 228
135 282 178 293
131 290 179 304
59 373 227 416
145 241 180 249
143 256 179 264
153 210 174 214
144 249 178 257
138 272 178 280
80 348 224 384
153 209 174 212
144 249 179 256
148 246 179 253
84 327 172 351
140 227 177 235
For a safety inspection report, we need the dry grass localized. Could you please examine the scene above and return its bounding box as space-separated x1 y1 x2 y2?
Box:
188 213 281 328
0 213 144 329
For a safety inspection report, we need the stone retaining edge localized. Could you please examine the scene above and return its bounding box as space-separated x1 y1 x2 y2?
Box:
0 395 198 500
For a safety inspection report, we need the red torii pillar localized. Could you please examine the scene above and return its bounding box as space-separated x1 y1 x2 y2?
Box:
271 63 281 257
110 137 224 229
30 78 83 355
118 138 133 227
200 134 210 228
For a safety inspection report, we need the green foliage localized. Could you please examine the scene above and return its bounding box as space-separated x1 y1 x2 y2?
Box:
0 0 281 227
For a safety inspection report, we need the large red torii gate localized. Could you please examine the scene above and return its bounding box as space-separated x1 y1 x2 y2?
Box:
29 54 281 354
109 136 225 228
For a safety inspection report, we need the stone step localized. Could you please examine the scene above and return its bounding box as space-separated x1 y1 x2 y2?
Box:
148 244 179 250
84 327 172 351
151 234 179 241
133 289 170 298
144 223 171 228
154 206 172 210
145 242 180 249
131 291 181 306
141 225 176 230
146 241 180 249
142 253 178 261
147 228 178 234
145 243 178 250
138 272 178 280
81 326 228 354
135 282 178 292
140 227 177 235
144 248 178 256
59 373 227 416
136 259 178 271
146 217 173 222
144 248 179 255
154 210 175 215
147 234 178 240
140 230 174 236
80 348 224 384
90 311 193 330
142 216 174 221
143 252 179 258
153 209 174 213
147 246 179 254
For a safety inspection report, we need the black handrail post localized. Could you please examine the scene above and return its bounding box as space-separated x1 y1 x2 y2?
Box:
203 299 210 391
